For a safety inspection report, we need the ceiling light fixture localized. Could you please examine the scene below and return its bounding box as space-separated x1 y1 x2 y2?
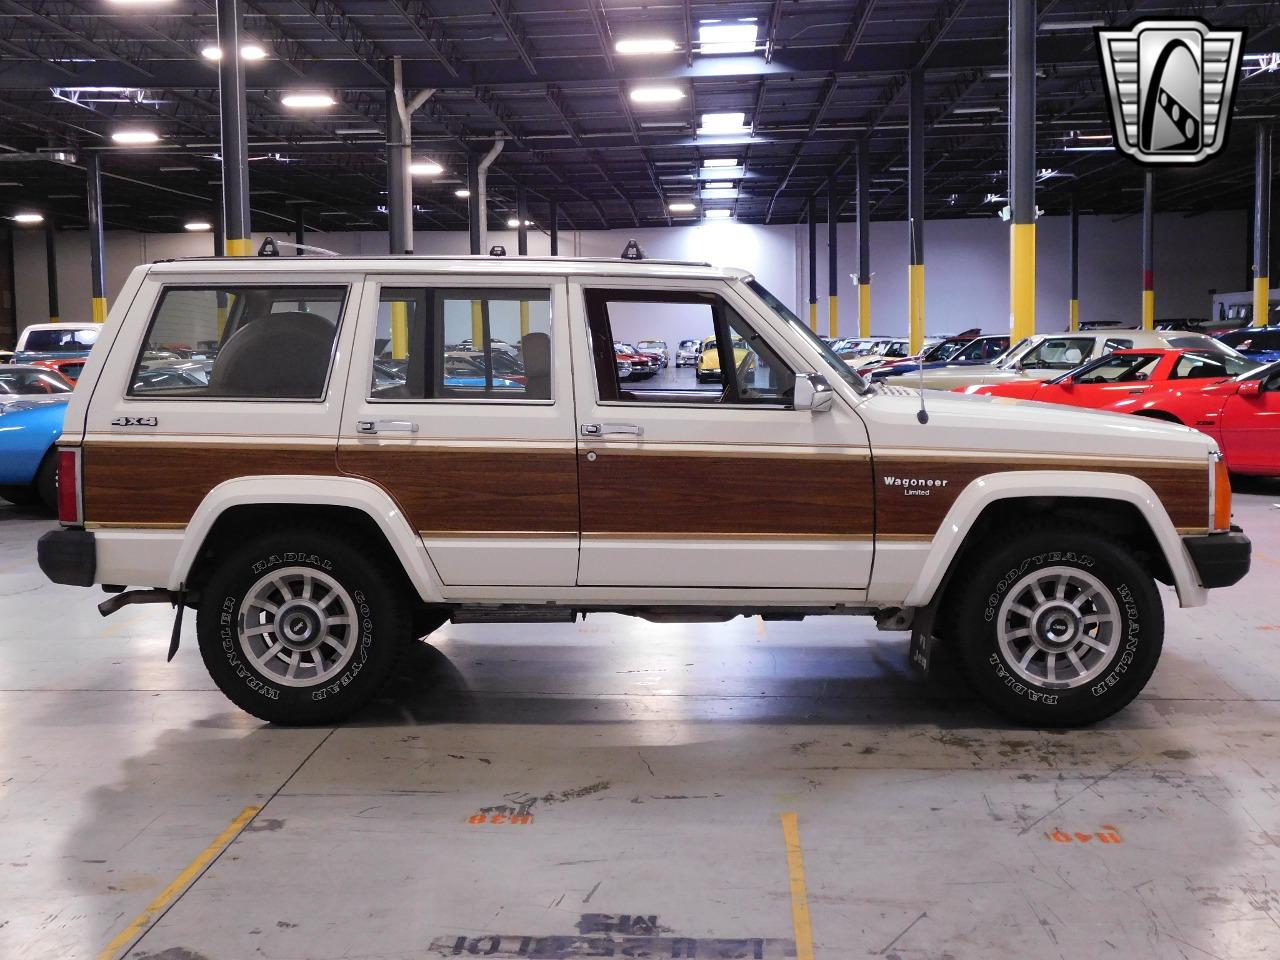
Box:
705 181 734 189
630 85 685 104
616 38 677 55
454 188 471 198
201 44 266 60
335 127 380 135
184 220 212 231
505 218 533 227
12 213 44 223
668 202 697 213
703 158 739 167
281 91 336 109
952 105 1003 115
408 159 444 176
704 209 732 219
111 129 160 144
697 22 758 55
699 111 748 135
1039 19 1106 32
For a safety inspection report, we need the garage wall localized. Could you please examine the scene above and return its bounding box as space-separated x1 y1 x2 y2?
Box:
11 210 1246 341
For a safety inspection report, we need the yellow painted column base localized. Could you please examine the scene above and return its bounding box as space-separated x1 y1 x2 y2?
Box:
471 299 484 351
225 237 254 257
858 282 871 339
908 264 925 355
91 297 108 323
827 295 838 338
1254 276 1270 328
1142 289 1155 330
390 300 410 360
1069 298 1080 332
808 301 817 333
1010 223 1036 342
519 299 530 338
48 315 59 324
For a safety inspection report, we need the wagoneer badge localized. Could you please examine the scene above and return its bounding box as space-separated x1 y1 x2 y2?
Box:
883 475 950 497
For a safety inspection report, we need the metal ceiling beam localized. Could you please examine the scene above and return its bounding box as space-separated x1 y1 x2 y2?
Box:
297 0 391 88
840 1 877 62
489 0 537 76
385 0 462 80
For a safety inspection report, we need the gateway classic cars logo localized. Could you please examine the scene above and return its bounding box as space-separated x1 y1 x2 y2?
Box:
1096 18 1244 165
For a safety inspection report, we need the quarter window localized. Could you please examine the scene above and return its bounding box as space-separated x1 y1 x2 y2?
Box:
129 285 346 398
370 287 552 401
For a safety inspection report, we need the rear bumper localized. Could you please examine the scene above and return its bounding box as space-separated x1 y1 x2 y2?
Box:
1182 527 1251 589
37 528 96 587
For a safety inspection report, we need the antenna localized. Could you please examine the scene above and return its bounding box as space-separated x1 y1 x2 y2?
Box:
910 216 929 425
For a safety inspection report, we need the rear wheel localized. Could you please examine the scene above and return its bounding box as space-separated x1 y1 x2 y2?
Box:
195 529 412 724
949 526 1163 726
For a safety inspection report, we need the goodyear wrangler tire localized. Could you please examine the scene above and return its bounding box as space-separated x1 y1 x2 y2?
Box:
196 530 410 725
951 527 1163 727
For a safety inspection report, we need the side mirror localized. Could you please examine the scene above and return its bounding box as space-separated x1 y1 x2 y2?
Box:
793 373 834 413
1238 380 1262 397
1060 377 1074 389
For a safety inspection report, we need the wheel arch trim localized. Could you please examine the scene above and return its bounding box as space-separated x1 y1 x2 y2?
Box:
168 475 445 602
903 470 1206 610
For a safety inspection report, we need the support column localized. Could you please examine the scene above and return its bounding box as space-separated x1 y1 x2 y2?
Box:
293 206 305 254
213 210 226 257
807 198 818 331
386 90 408 255
549 200 559 256
216 0 251 256
1009 0 1036 343
1068 195 1080 331
516 185 529 255
856 140 871 338
44 220 59 323
466 154 481 255
827 178 838 337
1142 170 1155 329
907 69 925 354
1254 123 1272 327
85 153 107 323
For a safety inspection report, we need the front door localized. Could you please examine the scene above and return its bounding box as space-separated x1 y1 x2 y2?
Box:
1219 366 1280 474
569 279 874 590
337 275 579 587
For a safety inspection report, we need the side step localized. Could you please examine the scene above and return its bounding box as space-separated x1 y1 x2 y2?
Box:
451 605 579 624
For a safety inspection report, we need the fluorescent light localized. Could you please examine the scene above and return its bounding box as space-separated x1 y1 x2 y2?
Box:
159 165 198 172
201 44 266 61
705 181 733 189
669 202 697 213
1063 145 1114 152
616 38 677 55
630 85 684 104
408 159 444 176
699 111 747 134
335 127 380 135
183 220 212 231
1075 133 1113 141
703 158 739 167
1040 19 1105 32
454 188 470 198
111 129 160 144
506 218 532 227
705 209 732 219
12 213 43 223
281 91 335 109
698 22 757 55
952 106 1002 115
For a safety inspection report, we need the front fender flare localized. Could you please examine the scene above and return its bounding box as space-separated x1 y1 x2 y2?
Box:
167 474 444 603
902 470 1206 610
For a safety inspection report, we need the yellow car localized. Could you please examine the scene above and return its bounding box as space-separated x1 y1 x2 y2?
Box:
695 334 749 384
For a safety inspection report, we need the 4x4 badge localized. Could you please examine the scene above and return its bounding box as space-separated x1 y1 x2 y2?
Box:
1097 18 1244 166
111 416 158 427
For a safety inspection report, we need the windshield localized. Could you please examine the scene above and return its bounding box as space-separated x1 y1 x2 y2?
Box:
745 278 868 392
1018 336 1096 370
1218 329 1280 352
638 340 666 350
0 368 74 394
20 326 99 353
1064 352 1162 384
927 339 970 362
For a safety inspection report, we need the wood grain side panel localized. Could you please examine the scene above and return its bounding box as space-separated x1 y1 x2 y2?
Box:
82 442 338 526
874 456 1208 537
340 447 579 534
579 450 875 537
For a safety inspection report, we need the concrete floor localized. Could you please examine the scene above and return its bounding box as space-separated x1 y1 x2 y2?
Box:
2 482 1280 960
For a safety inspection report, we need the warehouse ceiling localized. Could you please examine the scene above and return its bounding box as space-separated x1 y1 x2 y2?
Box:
1 0 1279 235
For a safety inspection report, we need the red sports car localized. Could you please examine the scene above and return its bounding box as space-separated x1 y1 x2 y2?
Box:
958 348 1255 410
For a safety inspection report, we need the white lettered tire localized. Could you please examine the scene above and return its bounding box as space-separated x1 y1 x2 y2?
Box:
950 527 1164 726
196 529 411 724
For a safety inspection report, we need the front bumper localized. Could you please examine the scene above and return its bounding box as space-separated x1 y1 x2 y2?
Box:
1182 527 1251 589
37 528 96 587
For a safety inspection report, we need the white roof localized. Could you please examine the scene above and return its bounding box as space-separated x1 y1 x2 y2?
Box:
146 255 752 282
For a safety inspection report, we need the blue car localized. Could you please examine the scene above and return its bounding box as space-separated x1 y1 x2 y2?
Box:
0 366 71 511
1218 328 1280 365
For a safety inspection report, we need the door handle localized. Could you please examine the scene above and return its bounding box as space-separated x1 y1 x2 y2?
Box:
581 422 643 437
356 419 419 435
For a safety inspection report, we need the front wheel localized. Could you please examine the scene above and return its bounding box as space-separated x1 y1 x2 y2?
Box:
195 529 412 724
949 526 1163 726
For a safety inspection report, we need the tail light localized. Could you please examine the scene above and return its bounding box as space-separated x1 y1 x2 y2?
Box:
1209 453 1231 532
57 447 82 526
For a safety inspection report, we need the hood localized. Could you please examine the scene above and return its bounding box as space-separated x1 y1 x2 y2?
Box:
960 378 1043 400
863 383 1215 463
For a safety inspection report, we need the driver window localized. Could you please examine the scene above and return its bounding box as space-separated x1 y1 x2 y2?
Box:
583 288 795 406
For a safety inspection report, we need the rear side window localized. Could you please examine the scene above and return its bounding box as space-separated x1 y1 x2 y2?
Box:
129 285 346 399
370 287 553 401
21 327 99 353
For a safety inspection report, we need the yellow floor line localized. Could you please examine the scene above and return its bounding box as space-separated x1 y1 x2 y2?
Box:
780 812 816 960
97 804 262 960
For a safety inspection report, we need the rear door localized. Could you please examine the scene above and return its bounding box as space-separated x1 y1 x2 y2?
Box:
337 274 579 587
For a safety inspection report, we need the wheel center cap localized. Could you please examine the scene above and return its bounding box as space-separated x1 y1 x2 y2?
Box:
275 600 323 650
1033 601 1080 651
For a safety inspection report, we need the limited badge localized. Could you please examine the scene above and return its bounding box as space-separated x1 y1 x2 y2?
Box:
1097 18 1245 165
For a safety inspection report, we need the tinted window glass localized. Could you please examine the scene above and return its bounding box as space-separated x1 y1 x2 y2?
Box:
0 368 73 394
130 286 346 398
1019 337 1095 370
1171 352 1253 380
21 327 99 353
370 287 552 401
1073 353 1161 383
